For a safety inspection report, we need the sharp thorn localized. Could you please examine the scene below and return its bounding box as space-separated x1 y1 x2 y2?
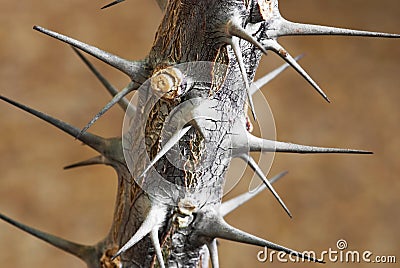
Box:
71 47 132 111
33 25 144 80
206 239 219 268
269 171 288 185
63 155 108 170
251 54 304 95
163 98 210 139
227 20 324 101
247 83 257 121
276 19 400 38
112 203 166 260
239 154 292 218
226 21 329 103
247 133 373 154
220 169 288 217
0 95 107 155
78 82 138 136
263 39 330 103
101 0 125 10
230 37 257 121
227 20 268 55
150 228 166 268
138 125 192 179
197 211 323 263
0 212 94 261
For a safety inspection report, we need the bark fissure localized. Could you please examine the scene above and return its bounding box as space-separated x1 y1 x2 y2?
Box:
1 0 399 267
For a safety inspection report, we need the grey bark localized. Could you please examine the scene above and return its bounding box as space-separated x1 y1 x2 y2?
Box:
108 1 263 266
1 0 399 268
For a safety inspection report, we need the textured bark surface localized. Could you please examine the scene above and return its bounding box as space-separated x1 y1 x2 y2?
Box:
105 2 264 266
1 1 400 268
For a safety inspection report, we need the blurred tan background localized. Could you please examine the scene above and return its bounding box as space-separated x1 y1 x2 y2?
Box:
0 0 399 267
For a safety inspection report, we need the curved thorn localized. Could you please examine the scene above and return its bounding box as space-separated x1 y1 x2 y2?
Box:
227 20 268 54
138 125 192 179
227 20 268 120
79 82 138 136
197 211 323 263
251 54 304 95
33 25 146 80
239 154 291 218
71 47 132 111
276 19 400 38
206 239 219 268
247 133 373 154
229 37 257 121
150 229 166 268
112 204 167 260
0 212 94 261
220 170 288 217
226 20 329 103
63 155 109 170
263 39 330 103
101 0 125 9
0 95 107 154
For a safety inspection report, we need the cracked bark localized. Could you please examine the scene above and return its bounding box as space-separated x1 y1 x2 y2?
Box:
1 1 399 268
93 2 266 267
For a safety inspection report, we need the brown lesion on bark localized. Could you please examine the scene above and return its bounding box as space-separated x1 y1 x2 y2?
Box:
151 0 186 63
183 130 205 192
211 46 230 95
145 98 180 160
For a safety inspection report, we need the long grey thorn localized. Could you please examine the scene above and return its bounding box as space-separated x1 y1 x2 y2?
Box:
0 212 96 262
257 0 400 38
227 19 330 103
0 95 108 156
33 26 147 81
138 125 192 179
220 170 288 217
253 0 400 100
150 228 166 268
229 36 257 121
227 19 272 119
268 18 400 39
245 132 373 154
262 39 330 102
208 170 285 268
227 19 267 53
71 47 132 112
64 155 110 170
79 81 138 136
239 154 291 218
112 203 167 260
101 0 125 10
251 54 304 95
196 210 323 263
206 239 219 268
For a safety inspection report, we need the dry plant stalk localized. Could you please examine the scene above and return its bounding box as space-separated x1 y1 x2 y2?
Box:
1 1 399 267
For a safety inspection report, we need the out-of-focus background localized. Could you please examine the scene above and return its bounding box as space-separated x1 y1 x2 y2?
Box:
0 1 399 267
